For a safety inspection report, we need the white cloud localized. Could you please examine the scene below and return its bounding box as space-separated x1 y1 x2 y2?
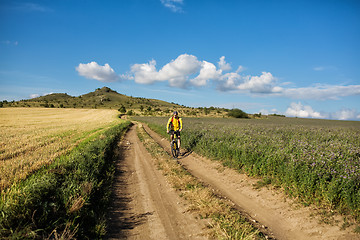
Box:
76 62 119 82
30 94 40 99
285 102 326 119
1 40 18 46
5 2 53 12
282 84 360 100
331 109 359 120
75 54 360 102
160 54 201 87
131 54 202 88
236 65 245 73
160 0 184 12
217 71 282 94
238 72 281 93
313 66 325 71
131 59 159 84
191 61 221 87
218 56 232 71
259 108 279 115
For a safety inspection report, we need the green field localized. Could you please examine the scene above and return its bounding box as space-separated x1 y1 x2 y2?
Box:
134 116 360 222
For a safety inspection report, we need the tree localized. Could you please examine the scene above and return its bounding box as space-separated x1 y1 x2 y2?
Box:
118 105 126 114
228 108 248 118
204 107 209 115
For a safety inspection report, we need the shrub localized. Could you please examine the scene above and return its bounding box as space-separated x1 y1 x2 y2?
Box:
227 108 248 118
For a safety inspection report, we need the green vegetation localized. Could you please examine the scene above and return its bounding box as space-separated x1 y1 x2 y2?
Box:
134 116 360 223
228 108 249 118
0 121 131 239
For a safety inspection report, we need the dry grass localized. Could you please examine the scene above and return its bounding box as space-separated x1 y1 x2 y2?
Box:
0 108 121 190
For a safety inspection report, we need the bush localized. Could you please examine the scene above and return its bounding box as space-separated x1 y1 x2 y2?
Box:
118 105 126 114
227 108 248 118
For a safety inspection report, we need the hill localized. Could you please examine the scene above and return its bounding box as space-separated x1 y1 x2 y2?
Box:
0 87 264 118
1 87 236 117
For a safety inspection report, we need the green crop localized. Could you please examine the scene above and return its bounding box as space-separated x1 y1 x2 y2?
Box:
134 116 360 222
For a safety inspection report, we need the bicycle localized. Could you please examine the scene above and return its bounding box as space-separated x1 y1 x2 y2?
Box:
169 131 180 158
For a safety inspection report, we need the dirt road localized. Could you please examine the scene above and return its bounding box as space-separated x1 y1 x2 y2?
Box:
106 125 208 239
106 123 359 240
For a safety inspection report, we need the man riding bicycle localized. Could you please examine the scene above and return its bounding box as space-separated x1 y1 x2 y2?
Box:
167 111 183 151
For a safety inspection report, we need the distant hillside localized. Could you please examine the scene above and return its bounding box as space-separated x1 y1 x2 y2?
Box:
0 87 252 118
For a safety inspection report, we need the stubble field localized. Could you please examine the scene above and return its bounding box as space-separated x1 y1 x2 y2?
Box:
0 108 121 190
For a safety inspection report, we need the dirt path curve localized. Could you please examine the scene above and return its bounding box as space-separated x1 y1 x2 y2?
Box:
106 124 208 239
143 124 359 240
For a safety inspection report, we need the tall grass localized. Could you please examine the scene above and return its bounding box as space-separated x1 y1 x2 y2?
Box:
0 121 131 239
134 116 360 222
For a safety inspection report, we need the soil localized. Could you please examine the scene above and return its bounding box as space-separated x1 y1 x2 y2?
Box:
106 123 359 240
106 124 209 239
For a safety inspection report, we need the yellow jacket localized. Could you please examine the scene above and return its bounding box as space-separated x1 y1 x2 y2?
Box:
167 116 183 131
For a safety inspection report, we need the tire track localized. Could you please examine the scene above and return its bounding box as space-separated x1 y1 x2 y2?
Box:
107 124 208 239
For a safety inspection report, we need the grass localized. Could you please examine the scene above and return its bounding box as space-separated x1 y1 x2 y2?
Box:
0 120 131 239
136 122 266 239
0 108 122 190
134 116 360 225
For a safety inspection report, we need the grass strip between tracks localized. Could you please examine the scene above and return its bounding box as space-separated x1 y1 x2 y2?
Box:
136 123 267 240
0 121 132 239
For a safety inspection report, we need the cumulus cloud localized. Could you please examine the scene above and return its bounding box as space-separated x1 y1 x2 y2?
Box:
217 71 282 93
160 54 201 87
76 62 119 82
283 103 360 120
285 102 326 119
160 0 184 12
218 56 232 71
131 54 201 88
76 54 360 102
191 61 221 87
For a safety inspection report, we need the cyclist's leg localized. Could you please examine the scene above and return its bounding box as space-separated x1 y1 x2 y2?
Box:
176 132 181 150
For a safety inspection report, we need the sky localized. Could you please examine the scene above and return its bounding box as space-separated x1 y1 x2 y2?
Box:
1 0 360 120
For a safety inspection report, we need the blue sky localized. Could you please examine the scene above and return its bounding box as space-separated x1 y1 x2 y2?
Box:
1 0 360 120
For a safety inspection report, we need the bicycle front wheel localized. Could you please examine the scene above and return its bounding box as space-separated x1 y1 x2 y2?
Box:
171 141 178 158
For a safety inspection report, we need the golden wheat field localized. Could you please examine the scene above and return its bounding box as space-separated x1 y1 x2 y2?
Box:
0 108 121 190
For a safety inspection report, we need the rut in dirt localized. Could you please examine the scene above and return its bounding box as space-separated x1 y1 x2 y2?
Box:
106 125 208 240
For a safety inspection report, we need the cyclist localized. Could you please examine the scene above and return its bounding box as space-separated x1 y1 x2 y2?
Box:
167 111 183 151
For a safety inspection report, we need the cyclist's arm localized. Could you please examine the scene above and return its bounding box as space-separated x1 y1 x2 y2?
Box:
166 118 172 132
179 118 183 131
